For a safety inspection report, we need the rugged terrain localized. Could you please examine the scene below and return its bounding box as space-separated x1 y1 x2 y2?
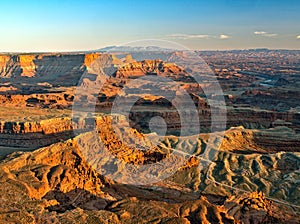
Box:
0 50 299 223
0 122 299 223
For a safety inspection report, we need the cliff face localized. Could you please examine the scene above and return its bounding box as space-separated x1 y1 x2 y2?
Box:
0 117 72 134
0 92 74 108
114 59 189 81
0 55 22 78
0 53 117 86
19 55 36 77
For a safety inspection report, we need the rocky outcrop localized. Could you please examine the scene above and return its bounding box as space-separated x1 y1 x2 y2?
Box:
223 192 297 224
0 54 38 78
0 53 119 86
0 136 117 223
0 127 298 223
114 59 190 81
0 117 72 134
19 55 36 77
0 55 22 78
0 91 74 108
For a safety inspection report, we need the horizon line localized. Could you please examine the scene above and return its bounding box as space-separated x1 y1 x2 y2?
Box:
1 47 300 54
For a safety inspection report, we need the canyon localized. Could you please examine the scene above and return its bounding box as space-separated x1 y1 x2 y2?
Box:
0 50 299 223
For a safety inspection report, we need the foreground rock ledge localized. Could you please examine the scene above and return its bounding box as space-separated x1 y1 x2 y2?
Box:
0 128 299 223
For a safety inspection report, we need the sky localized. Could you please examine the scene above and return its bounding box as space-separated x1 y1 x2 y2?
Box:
0 0 300 52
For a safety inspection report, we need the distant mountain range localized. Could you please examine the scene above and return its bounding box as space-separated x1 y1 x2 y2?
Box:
93 46 300 54
96 46 178 52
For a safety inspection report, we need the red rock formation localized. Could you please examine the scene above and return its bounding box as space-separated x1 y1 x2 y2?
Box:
19 55 36 77
0 129 298 223
114 59 188 79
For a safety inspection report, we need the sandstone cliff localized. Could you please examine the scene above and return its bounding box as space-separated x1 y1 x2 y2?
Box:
0 53 118 86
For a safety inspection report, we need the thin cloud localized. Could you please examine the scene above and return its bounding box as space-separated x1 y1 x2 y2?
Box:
167 34 210 40
263 33 278 37
254 31 267 35
297 35 300 39
254 31 277 37
219 34 230 39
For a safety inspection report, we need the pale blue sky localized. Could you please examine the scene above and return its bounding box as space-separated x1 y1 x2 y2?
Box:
0 0 299 52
